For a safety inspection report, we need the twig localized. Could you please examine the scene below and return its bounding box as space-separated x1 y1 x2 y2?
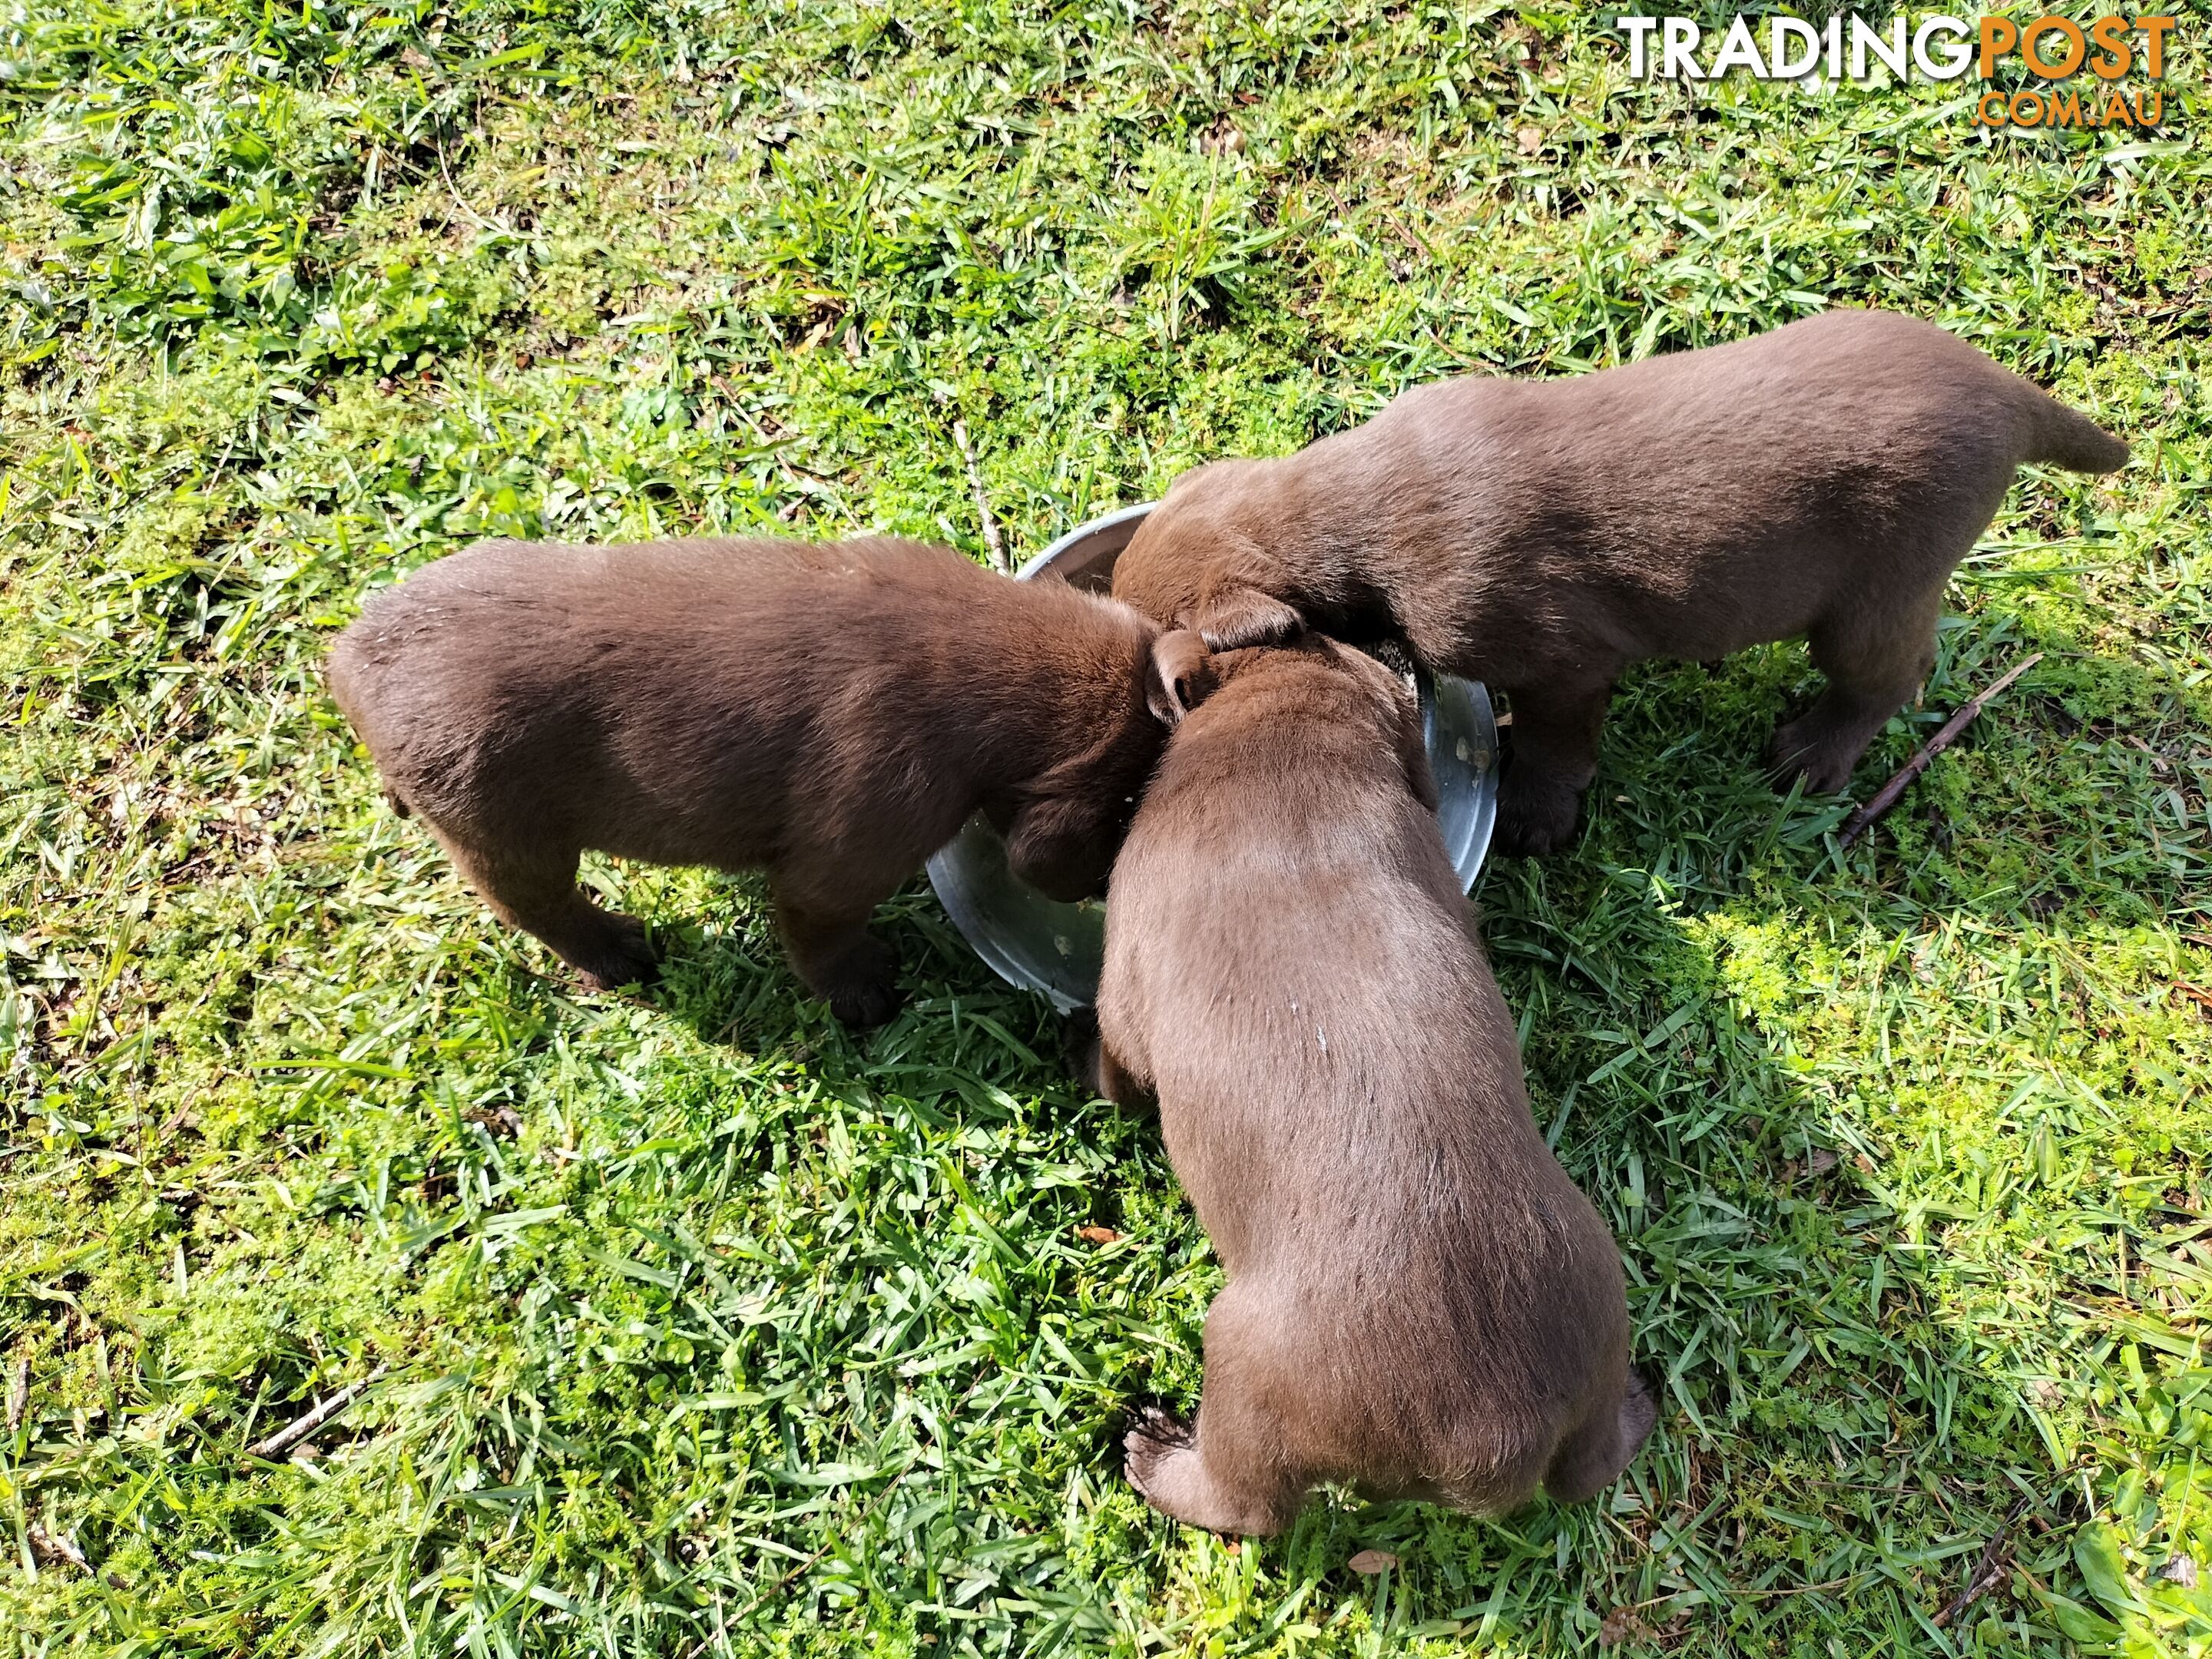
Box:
435 133 508 237
1837 653 2044 847
243 1365 389 1462
1933 1493 2032 1628
950 419 1011 575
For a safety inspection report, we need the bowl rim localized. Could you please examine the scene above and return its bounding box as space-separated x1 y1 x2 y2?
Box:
1024 500 1157 579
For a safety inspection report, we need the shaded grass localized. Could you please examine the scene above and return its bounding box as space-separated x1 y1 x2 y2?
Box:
2 0 2210 1652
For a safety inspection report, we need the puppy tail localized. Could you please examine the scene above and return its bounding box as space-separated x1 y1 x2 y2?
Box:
2020 392 2129 475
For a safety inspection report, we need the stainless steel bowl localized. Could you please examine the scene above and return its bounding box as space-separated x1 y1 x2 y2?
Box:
926 503 1499 1011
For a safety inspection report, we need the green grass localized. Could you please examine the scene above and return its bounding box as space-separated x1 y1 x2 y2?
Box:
2 0 2209 1651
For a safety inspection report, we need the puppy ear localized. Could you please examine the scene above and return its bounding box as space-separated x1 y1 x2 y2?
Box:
1196 586 1304 652
1146 629 1214 728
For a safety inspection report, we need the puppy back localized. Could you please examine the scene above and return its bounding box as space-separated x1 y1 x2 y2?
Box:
1101 646 1548 1210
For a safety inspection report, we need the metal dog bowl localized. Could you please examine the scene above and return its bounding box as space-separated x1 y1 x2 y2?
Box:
926 502 1499 1011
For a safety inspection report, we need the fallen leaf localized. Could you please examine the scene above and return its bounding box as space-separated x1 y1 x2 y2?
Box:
26 1525 87 1571
1598 1606 1647 1647
465 1104 524 1139
1347 1548 1399 1575
1076 1225 1120 1244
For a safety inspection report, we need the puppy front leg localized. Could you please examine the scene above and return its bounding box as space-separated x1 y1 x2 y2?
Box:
1081 1022 1157 1112
1494 680 1611 857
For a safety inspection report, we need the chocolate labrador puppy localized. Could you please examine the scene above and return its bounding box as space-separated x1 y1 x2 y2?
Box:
329 535 1181 1023
1110 308 2129 853
1095 635 1651 1535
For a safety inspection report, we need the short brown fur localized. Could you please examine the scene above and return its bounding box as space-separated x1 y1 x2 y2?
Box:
1094 637 1652 1535
328 535 1170 1022
1110 309 2129 853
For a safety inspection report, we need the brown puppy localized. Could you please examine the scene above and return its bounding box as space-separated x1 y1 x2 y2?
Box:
1110 308 2129 854
329 535 1187 1024
1095 635 1651 1535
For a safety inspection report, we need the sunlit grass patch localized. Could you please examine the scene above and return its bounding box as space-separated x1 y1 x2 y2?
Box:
3 0 2209 1652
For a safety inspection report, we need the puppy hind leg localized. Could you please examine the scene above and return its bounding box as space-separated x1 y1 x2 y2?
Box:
1123 1286 1312 1536
436 833 659 991
1072 1015 1157 1111
1769 588 1944 796
1493 679 1612 858
1543 1369 1657 1506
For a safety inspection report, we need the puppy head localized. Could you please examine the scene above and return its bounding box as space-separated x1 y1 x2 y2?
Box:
1003 786 1133 902
1111 463 1306 649
1005 629 1218 901
1154 634 1433 815
1111 502 1207 635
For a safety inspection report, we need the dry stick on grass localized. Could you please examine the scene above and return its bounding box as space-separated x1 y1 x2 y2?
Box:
1932 1492 2033 1629
1836 652 2045 847
951 418 1012 575
243 1364 389 1462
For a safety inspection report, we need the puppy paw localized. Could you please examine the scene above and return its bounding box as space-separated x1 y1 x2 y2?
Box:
1122 1406 1196 1506
827 975 902 1028
574 913 661 992
1766 721 1856 796
815 935 901 1028
1492 779 1581 858
1122 1406 1293 1535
